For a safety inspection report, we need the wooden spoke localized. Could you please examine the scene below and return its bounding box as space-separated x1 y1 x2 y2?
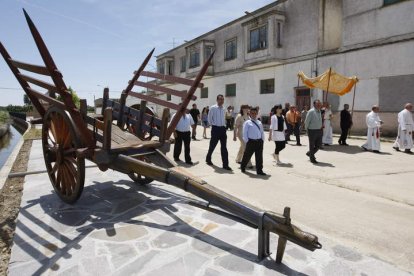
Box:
42 107 85 203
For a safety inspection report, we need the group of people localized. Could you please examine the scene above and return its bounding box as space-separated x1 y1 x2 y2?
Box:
170 95 414 173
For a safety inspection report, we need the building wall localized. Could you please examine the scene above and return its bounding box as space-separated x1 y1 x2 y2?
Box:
155 0 414 136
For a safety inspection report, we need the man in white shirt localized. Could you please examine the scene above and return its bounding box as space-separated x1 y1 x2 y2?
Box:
170 111 194 165
240 107 267 176
361 105 383 153
393 103 413 154
206 94 231 170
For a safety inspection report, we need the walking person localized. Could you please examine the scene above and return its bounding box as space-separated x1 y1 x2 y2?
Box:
233 105 252 167
361 105 383 153
268 104 287 165
338 104 352 146
189 103 200 140
225 106 233 130
393 103 413 154
201 106 209 139
282 102 291 141
304 100 323 163
171 111 194 165
286 105 302 146
206 95 232 170
300 105 309 134
240 107 267 175
322 102 333 146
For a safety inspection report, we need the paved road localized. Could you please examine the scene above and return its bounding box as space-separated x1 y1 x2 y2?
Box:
7 129 414 275
182 128 414 273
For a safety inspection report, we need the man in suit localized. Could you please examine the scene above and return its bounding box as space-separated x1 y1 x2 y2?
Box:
338 104 352 146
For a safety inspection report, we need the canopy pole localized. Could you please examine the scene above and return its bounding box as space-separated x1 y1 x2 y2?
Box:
325 67 332 103
348 83 357 137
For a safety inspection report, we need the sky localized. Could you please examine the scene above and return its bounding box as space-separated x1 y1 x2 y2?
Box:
0 0 274 106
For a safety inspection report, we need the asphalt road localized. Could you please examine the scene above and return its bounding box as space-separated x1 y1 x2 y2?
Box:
172 127 414 273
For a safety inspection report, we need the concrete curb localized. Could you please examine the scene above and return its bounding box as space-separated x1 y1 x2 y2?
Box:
0 121 30 191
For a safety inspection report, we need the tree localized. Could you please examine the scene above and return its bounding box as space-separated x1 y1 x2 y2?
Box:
57 86 80 108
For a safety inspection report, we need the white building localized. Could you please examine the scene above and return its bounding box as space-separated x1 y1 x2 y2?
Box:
156 0 414 135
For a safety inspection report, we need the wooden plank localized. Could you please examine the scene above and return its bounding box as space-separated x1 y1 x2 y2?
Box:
124 48 155 94
129 91 182 111
134 81 196 100
103 108 112 150
140 71 204 88
10 59 50 75
102 88 109 115
159 108 170 143
117 93 128 128
26 87 67 110
136 100 147 139
19 73 56 91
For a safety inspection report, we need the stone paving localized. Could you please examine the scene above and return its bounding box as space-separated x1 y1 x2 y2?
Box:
8 140 412 275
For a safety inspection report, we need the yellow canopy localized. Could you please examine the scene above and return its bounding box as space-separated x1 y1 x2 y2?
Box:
298 69 358 96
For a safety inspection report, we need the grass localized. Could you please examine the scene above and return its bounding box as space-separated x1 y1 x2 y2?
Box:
23 128 42 140
0 111 9 125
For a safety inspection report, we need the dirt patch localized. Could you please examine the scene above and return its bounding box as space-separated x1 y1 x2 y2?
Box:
0 139 32 275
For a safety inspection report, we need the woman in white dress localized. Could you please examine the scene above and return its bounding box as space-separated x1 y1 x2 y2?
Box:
268 104 287 165
322 103 333 145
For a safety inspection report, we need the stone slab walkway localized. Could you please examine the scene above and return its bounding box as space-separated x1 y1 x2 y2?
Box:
8 140 411 275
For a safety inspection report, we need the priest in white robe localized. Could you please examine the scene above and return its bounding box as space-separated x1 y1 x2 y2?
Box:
393 103 413 153
361 105 383 153
322 103 333 145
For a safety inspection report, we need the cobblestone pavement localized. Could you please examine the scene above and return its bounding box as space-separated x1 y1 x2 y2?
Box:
8 138 413 275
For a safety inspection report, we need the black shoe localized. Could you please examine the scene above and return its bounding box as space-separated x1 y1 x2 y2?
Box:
223 166 233 171
296 143 302 146
361 146 368 151
324 144 330 146
338 140 342 145
206 160 213 166
393 146 400 152
306 151 311 157
343 143 349 146
236 161 241 164
192 137 197 141
174 158 181 162
257 171 267 176
373 150 381 153
404 149 412 154
186 161 194 165
310 158 318 164
241 168 246 173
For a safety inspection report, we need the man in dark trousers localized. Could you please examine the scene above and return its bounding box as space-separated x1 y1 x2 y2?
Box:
304 100 323 163
240 107 267 175
171 111 194 165
338 104 352 146
206 94 232 171
189 103 200 140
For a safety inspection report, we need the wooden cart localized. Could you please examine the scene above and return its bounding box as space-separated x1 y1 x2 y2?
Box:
0 10 322 263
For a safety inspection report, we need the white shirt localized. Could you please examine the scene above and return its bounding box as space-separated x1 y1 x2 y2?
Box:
171 113 194 132
208 104 225 127
243 118 265 143
366 111 381 129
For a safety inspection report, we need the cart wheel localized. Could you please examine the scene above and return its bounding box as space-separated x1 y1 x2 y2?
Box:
42 107 85 204
127 156 153 185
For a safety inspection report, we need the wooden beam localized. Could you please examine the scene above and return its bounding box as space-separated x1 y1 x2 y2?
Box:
19 73 56 91
123 48 155 95
134 81 196 100
103 107 113 151
129 91 182 111
140 71 204 88
10 59 50 75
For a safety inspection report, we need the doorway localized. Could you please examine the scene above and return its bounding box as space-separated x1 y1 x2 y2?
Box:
295 87 311 112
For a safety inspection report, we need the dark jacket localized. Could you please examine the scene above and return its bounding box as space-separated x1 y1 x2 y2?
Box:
340 109 352 129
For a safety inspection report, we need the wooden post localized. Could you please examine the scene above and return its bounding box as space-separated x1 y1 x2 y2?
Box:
117 93 128 128
136 100 147 139
325 67 332 103
103 107 112 151
80 99 87 125
102 87 109 115
159 108 170 144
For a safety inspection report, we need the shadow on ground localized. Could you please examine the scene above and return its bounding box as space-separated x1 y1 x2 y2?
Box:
14 180 306 275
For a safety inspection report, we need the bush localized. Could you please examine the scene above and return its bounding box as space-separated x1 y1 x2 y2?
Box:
0 111 10 124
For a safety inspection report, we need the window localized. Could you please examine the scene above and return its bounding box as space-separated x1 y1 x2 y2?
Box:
249 25 268 52
167 94 171 101
189 51 200 68
200 87 208 99
260 79 274 94
158 62 165 74
205 46 214 61
384 0 406 5
180 56 186 72
167 60 174 75
225 83 236 97
225 39 237 60
277 22 282 47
